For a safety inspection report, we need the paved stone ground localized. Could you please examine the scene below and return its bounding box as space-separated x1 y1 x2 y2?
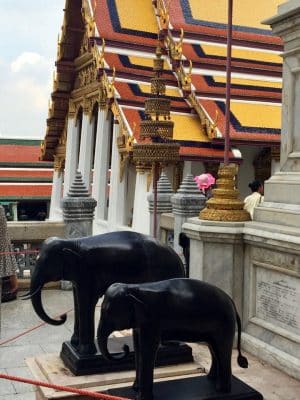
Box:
0 289 299 400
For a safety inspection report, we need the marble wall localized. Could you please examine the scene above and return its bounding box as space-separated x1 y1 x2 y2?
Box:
183 218 300 380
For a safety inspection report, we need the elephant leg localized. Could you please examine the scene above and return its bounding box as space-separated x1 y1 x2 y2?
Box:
132 328 140 392
207 343 218 381
76 287 98 355
137 325 160 400
211 336 233 393
71 286 79 347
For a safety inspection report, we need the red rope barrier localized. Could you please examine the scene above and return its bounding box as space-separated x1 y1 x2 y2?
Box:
0 305 101 346
0 373 130 400
0 308 74 346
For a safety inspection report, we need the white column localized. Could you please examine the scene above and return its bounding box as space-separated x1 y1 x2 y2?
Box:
78 112 94 190
255 4 300 226
49 169 63 221
107 120 127 229
182 160 192 177
64 117 79 196
132 165 151 234
12 203 18 221
92 109 110 220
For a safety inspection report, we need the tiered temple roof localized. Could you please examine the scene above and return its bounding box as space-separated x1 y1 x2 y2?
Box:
0 139 53 201
43 0 283 163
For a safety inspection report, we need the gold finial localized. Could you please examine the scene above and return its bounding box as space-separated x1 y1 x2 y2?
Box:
159 0 171 30
40 140 45 157
87 15 95 36
100 38 105 68
112 66 116 84
207 110 219 139
185 59 193 85
107 66 116 98
168 28 184 61
53 70 58 90
175 28 184 57
57 34 62 59
156 43 162 58
188 59 193 75
178 59 192 91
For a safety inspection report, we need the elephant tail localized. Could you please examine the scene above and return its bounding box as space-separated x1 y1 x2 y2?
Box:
235 308 248 368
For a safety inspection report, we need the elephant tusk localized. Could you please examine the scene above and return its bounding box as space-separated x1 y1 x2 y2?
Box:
58 313 67 323
114 344 130 360
20 286 42 300
19 291 31 299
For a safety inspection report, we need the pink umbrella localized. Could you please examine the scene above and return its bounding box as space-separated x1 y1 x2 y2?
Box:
194 173 215 191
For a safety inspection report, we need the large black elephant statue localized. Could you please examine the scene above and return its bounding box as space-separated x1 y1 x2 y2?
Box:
23 231 185 355
97 278 248 400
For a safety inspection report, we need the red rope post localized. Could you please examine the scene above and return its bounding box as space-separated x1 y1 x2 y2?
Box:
153 162 158 238
224 0 233 165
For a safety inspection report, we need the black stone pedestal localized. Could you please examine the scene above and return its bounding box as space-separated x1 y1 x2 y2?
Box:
60 336 193 375
107 375 264 400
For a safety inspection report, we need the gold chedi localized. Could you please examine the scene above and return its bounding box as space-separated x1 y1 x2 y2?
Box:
200 164 250 222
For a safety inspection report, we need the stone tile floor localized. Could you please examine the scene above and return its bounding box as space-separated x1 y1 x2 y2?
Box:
0 289 299 399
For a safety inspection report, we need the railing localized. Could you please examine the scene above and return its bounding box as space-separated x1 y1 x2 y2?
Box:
7 221 65 279
159 213 174 246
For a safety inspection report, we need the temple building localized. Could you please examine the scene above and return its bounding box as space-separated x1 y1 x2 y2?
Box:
43 0 283 234
0 138 53 221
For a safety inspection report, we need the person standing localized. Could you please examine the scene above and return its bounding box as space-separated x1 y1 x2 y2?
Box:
0 205 18 302
244 180 264 219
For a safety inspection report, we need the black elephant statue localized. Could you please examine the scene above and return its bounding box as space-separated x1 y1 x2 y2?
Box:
97 278 248 400
23 231 185 355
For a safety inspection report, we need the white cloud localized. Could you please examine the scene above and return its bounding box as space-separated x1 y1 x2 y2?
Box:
0 1 64 138
0 52 53 137
11 52 45 73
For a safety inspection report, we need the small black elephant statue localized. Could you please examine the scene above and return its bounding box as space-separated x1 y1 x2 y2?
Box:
97 278 248 400
23 231 185 355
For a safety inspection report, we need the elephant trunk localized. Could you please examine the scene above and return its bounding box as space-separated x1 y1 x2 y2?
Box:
30 285 66 326
97 323 129 361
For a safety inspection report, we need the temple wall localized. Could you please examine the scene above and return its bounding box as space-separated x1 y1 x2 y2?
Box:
182 218 300 380
242 224 300 379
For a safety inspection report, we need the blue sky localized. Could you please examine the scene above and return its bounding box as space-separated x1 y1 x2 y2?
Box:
0 1 64 138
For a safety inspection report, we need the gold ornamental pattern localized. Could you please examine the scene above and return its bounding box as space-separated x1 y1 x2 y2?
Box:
144 98 171 116
133 143 180 165
140 120 174 140
200 164 251 222
132 41 180 168
151 77 166 95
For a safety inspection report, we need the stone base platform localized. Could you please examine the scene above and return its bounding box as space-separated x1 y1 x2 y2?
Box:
60 337 193 375
109 375 263 400
26 353 203 399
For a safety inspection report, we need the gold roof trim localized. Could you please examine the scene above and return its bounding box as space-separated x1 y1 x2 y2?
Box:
188 93 218 139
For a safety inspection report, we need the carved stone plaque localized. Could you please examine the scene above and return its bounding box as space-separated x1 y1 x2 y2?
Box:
256 268 300 336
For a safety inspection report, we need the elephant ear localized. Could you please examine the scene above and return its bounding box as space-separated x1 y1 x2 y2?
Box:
61 248 83 268
127 288 155 323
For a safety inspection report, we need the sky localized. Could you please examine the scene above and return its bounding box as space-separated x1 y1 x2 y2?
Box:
0 1 64 139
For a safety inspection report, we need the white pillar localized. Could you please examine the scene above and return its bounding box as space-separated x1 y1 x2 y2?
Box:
182 161 192 177
12 203 18 221
132 165 151 234
107 120 127 229
255 4 300 226
92 109 111 220
49 169 63 221
64 117 79 196
78 112 94 190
